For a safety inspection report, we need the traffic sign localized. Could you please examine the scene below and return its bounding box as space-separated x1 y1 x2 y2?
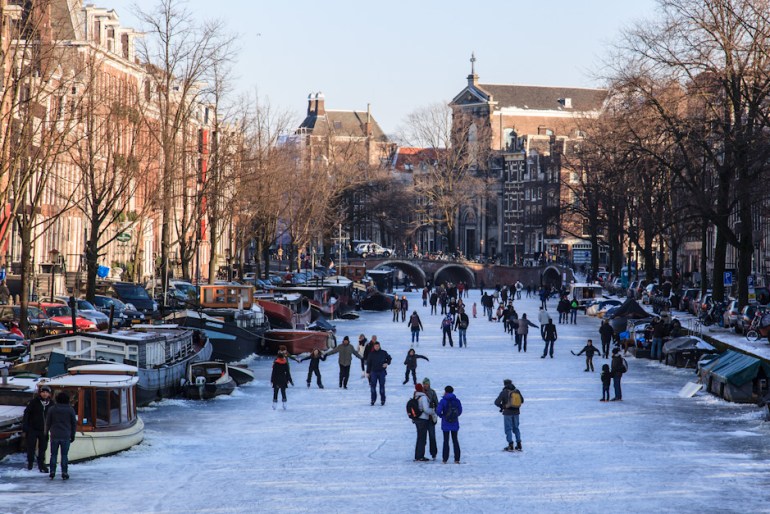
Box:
723 272 732 287
0 268 6 281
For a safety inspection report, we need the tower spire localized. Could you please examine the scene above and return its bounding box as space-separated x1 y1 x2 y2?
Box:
467 52 478 87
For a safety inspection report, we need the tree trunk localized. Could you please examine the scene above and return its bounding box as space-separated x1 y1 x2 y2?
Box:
712 227 726 302
18 221 32 336
85 223 100 302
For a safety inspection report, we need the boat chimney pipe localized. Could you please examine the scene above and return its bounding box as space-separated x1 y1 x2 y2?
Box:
68 296 78 335
108 304 115 334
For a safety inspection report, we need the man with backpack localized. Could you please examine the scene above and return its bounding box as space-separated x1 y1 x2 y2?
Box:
441 314 454 347
454 308 470 347
408 311 424 344
407 383 435 462
421 378 439 460
436 385 463 463
494 379 524 451
610 347 628 401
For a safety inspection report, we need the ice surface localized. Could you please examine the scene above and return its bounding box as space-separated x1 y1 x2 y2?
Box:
1 290 769 513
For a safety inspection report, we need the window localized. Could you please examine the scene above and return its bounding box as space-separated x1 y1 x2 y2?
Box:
96 390 110 427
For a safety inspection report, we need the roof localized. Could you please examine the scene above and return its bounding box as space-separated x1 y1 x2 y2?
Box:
701 350 770 386
392 147 444 172
42 373 138 388
298 110 389 142
478 84 607 112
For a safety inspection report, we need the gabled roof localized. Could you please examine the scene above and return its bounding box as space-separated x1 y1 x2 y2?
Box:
392 147 443 172
478 84 606 112
298 110 389 142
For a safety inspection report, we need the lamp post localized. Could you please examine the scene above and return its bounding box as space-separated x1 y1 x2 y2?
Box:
49 248 59 302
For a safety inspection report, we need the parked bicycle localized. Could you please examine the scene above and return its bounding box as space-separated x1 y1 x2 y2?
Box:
700 300 726 327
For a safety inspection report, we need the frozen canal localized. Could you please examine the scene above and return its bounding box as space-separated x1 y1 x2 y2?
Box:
1 290 769 513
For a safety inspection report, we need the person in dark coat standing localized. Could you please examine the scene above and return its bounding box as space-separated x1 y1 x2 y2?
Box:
402 349 429 385
429 291 439 315
441 314 454 347
22 385 52 472
611 348 626 401
494 379 524 451
436 385 462 463
325 336 362 389
271 347 294 409
299 348 327 388
408 311 424 344
421 378 439 460
365 340 392 406
400 296 409 321
541 318 558 358
454 308 470 347
599 319 614 359
45 391 76 480
600 364 612 401
576 339 600 372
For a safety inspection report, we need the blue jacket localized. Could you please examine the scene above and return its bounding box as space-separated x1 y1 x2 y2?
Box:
436 393 462 432
365 348 392 375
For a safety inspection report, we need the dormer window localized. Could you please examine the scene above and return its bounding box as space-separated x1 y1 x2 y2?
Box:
558 98 572 108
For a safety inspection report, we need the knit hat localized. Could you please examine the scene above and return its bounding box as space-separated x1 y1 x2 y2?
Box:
612 347 619 354
444 385 454 393
503 379 513 386
40 385 52 393
422 377 430 385
415 383 423 392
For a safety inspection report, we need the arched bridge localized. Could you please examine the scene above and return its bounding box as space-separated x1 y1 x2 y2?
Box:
348 258 574 289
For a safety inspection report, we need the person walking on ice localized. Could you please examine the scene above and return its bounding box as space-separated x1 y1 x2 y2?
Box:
410 383 435 462
495 379 524 451
541 318 558 358
366 340 392 406
325 336 363 388
402 348 429 385
271 346 294 409
407 311 424 344
600 364 612 402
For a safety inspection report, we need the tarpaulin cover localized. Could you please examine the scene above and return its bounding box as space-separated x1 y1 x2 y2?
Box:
700 350 770 386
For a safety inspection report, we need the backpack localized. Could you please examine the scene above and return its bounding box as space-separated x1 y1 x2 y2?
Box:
406 397 422 421
458 316 468 329
442 318 452 329
505 389 523 409
571 300 578 309
444 399 460 424
621 358 629 374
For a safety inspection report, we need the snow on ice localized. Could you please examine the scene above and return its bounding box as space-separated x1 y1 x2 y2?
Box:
1 290 769 513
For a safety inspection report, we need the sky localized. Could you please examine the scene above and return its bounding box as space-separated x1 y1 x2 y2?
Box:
104 0 660 135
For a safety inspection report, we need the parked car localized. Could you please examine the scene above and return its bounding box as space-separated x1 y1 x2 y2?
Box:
53 297 110 330
0 305 65 337
91 295 146 327
108 282 159 317
689 290 711 316
354 242 393 258
32 303 98 332
723 300 741 329
679 288 699 312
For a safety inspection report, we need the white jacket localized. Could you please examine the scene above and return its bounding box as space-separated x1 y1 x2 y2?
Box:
538 310 550 325
415 392 434 420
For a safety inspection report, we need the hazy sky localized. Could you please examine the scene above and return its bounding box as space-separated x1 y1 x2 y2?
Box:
105 0 660 134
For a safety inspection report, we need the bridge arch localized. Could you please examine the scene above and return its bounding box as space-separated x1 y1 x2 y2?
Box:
541 266 563 289
434 264 476 288
373 260 427 287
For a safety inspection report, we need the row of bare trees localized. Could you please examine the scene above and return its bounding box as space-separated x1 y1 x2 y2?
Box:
562 0 770 307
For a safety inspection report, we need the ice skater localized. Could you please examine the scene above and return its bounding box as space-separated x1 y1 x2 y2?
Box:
600 364 611 401
298 348 327 388
365 340 392 406
540 318 558 358
403 348 429 385
573 339 600 372
271 346 294 409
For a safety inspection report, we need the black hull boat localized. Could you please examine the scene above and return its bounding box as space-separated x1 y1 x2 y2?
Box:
183 361 237 399
164 310 267 362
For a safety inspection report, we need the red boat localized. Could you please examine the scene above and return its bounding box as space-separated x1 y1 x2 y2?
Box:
256 294 312 329
263 328 335 355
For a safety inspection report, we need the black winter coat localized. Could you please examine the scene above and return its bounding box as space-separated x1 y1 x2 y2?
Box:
542 323 558 342
599 323 614 342
22 397 51 432
577 344 601 358
299 352 326 370
366 348 392 374
494 385 524 415
271 357 293 387
611 355 626 378
404 353 428 370
45 403 76 441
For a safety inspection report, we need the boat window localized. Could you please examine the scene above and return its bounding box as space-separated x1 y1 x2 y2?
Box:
205 367 223 377
81 389 93 427
67 340 76 352
96 390 110 427
120 388 129 422
110 388 121 424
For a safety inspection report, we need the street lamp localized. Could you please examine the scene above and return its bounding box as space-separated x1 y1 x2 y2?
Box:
49 248 60 302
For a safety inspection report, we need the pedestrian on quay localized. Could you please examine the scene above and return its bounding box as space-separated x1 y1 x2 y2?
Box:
515 313 538 353
610 347 628 401
46 391 77 480
325 336 363 389
599 319 614 359
574 339 600 372
600 364 612 402
650 317 666 361
358 334 370 377
392 296 401 322
454 308 470 348
411 383 434 462
570 297 579 324
403 348 429 385
366 340 392 406
0 280 10 305
407 310 424 344
541 318 558 358
436 385 462 464
429 290 439 315
494 379 524 452
271 346 294 409
421 378 439 460
22 385 51 473
299 348 327 388
401 296 409 322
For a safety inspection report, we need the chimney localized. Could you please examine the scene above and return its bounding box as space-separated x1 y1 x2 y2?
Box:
365 103 372 136
315 92 325 116
307 93 315 115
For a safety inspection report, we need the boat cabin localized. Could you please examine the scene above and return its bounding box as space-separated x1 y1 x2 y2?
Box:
200 285 255 309
568 283 604 308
